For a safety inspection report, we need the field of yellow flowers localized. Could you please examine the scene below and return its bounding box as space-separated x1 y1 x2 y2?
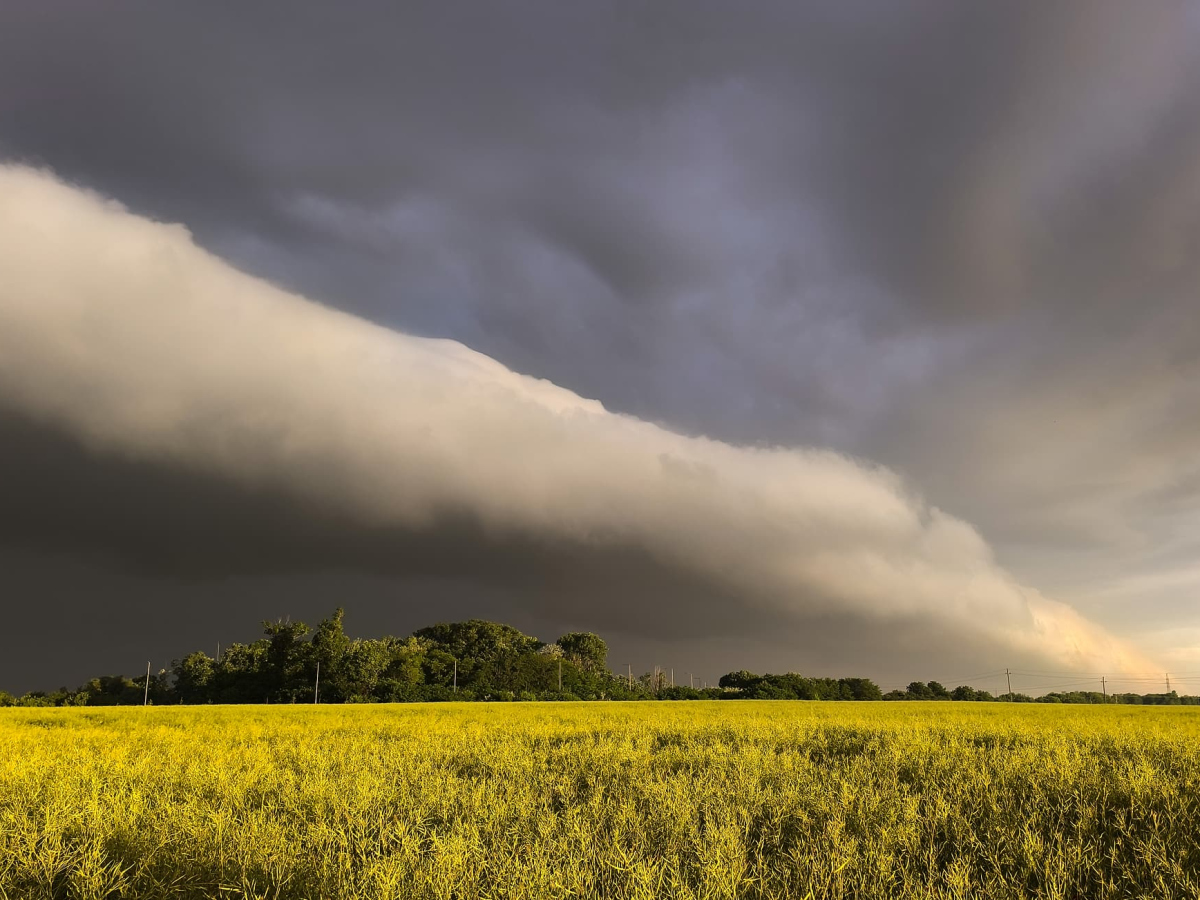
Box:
3 701 1199 899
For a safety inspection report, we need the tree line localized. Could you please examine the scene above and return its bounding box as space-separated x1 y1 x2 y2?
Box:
880 680 1199 705
2 610 1196 706
2 610 709 706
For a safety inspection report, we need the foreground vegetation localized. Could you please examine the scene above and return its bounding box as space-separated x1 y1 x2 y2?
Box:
4 702 1200 899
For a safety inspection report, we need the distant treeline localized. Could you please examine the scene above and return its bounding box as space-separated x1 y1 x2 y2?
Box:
716 673 1199 705
3 610 1197 707
877 680 1199 705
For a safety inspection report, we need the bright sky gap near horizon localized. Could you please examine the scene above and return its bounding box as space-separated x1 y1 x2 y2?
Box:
2 2 1199 694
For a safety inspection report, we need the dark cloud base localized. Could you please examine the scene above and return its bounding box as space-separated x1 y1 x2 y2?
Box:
0 408 1019 694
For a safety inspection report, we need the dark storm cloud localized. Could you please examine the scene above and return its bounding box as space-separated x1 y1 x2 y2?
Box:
0 407 783 694
1 1 1198 685
5 3 1191 462
0 164 1150 696
6 4 1190 315
0 405 761 642
0 2 979 437
0 415 1047 696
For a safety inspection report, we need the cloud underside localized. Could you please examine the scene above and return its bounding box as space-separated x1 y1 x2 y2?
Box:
0 165 1154 674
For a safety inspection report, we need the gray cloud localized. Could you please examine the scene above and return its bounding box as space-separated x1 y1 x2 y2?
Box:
0 165 1154 692
1 2 1199 684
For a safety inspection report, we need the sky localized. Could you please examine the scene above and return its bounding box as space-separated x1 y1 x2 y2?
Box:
1 2 1198 696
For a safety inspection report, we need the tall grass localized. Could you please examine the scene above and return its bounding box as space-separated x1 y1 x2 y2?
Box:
3 702 1199 899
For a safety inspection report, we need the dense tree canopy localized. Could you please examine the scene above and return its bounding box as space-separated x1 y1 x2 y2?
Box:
4 613 1197 707
717 671 883 701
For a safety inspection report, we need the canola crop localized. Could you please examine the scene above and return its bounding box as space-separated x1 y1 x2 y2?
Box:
3 701 1199 899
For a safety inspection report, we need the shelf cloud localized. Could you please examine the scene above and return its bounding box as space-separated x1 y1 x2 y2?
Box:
0 164 1155 677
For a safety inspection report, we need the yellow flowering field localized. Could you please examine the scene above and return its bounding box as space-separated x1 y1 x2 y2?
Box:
3 702 1199 899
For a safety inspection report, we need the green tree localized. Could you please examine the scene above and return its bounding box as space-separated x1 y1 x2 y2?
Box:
374 636 430 701
81 675 143 706
172 651 215 704
906 681 934 700
213 640 270 702
415 620 540 660
414 620 542 693
421 648 458 692
311 608 351 701
927 681 952 700
840 677 883 701
951 685 994 701
719 670 759 691
556 632 608 673
263 618 312 702
338 639 391 701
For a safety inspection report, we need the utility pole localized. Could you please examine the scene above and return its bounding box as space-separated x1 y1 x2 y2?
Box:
689 673 694 689
144 661 150 706
1005 668 1012 701
670 668 674 688
1101 676 1107 703
453 658 457 693
314 661 320 704
628 664 632 690
1167 673 1172 692
558 658 562 692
